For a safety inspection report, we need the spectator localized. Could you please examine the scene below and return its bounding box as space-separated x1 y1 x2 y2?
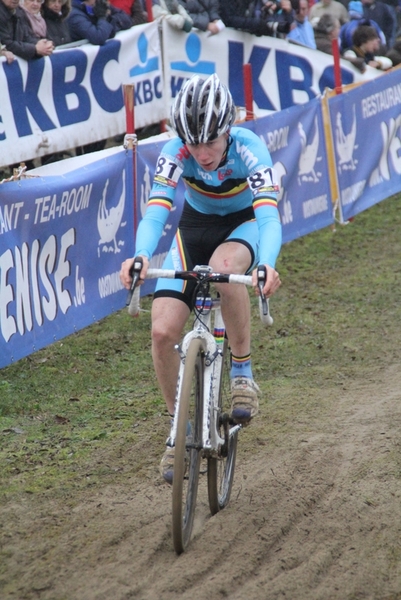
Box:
386 35 401 63
68 0 133 45
21 0 48 39
0 0 54 59
41 0 72 46
220 0 294 38
361 0 396 49
339 0 386 50
1 41 15 62
313 14 371 73
152 0 194 32
179 0 225 35
343 22 393 66
109 0 147 24
310 0 349 26
288 0 316 47
314 13 341 51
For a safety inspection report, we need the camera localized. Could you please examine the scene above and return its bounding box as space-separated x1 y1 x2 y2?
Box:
262 0 281 14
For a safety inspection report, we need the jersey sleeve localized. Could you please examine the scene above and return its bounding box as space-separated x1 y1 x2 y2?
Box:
134 139 184 259
245 144 282 268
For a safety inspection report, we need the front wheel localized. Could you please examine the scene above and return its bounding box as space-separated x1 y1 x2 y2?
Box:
172 338 204 554
207 339 238 515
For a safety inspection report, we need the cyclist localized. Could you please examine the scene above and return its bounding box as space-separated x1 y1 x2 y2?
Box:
120 74 282 484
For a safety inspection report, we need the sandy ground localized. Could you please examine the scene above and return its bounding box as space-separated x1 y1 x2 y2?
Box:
1 360 400 600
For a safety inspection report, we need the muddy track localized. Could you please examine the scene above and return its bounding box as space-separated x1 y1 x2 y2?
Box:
2 364 400 600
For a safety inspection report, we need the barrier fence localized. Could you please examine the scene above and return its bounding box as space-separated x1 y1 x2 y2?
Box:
0 60 400 368
0 20 383 169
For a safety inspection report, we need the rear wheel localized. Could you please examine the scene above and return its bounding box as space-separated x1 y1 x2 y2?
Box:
172 338 204 554
207 339 238 515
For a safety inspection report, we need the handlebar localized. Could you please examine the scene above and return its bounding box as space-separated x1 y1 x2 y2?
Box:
126 259 273 325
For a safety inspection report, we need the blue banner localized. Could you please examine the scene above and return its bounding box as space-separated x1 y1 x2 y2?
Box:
0 150 134 368
244 98 333 242
328 68 401 221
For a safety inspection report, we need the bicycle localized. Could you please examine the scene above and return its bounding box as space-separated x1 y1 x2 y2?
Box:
127 259 273 554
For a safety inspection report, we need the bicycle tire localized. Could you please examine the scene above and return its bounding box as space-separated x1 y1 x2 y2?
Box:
207 339 238 515
172 338 204 554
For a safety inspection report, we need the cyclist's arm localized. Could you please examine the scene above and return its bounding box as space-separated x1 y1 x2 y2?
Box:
247 157 282 296
252 199 282 297
134 197 173 259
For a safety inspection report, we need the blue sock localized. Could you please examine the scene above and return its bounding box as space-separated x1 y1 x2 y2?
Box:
230 353 253 379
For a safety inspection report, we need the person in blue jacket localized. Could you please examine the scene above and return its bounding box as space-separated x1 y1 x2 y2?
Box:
120 74 282 484
68 0 133 45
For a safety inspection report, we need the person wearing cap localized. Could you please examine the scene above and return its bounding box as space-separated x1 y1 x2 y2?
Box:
120 74 282 484
339 0 386 50
360 0 396 49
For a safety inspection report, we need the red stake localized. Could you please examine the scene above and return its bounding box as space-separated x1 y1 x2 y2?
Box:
332 38 342 95
243 63 254 121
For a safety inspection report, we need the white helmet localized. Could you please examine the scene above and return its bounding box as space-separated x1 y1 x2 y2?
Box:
170 74 236 145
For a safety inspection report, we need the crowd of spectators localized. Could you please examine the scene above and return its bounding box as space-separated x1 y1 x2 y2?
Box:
1 0 399 66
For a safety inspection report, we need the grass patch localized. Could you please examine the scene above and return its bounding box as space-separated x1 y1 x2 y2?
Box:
1 193 401 498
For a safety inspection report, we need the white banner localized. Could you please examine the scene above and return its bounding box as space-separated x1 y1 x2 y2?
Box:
0 22 167 168
161 22 381 115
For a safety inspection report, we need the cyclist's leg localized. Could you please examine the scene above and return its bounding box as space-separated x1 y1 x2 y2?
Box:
209 221 260 423
151 233 193 415
209 240 252 360
151 297 190 416
151 232 194 483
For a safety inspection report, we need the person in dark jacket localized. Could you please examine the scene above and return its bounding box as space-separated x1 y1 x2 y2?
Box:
109 0 148 24
68 0 133 45
179 0 225 35
220 0 294 38
0 0 54 59
386 36 401 64
361 0 396 49
1 40 15 62
313 12 341 52
41 0 72 46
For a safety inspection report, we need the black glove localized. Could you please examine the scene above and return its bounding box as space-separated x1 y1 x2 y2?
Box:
93 0 109 19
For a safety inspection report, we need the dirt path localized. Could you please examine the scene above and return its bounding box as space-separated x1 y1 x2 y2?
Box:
2 362 400 600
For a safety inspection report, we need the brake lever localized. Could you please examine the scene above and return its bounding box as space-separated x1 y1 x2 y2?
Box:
257 265 268 316
126 256 143 307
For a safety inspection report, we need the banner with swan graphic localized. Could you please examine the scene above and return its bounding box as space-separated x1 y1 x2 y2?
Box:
327 68 401 222
0 149 134 368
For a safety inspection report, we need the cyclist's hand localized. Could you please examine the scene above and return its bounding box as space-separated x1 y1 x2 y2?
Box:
120 256 149 289
252 264 281 297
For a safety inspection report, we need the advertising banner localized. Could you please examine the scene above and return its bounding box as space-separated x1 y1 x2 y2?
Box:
0 150 134 368
161 22 381 115
328 68 401 222
243 97 333 242
0 22 166 168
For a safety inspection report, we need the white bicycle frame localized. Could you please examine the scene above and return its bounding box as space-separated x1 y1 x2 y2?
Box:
128 265 273 455
166 294 240 456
